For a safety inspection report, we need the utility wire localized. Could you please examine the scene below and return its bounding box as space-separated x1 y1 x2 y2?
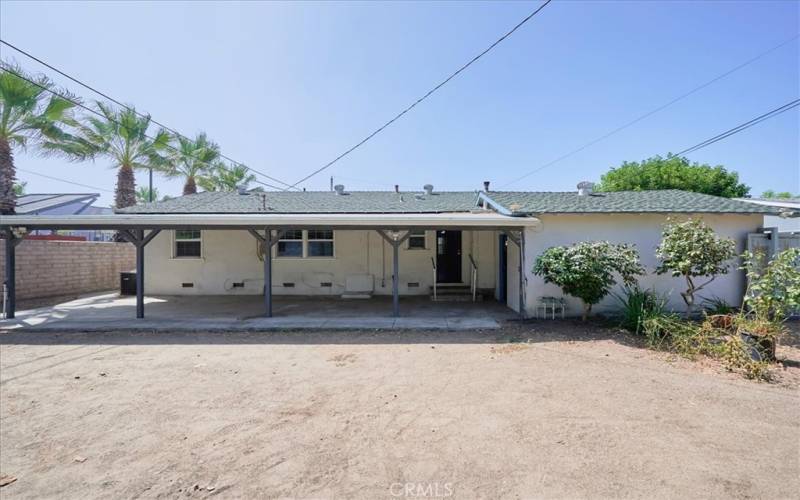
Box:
0 66 288 191
288 0 553 189
673 98 799 156
16 167 114 193
499 33 800 188
0 39 298 191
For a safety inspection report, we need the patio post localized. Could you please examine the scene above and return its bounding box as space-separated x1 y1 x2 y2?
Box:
376 230 411 317
264 227 272 317
3 230 22 319
119 229 161 319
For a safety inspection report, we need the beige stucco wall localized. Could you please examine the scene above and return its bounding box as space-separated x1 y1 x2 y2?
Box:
0 239 135 300
518 213 764 317
144 229 499 296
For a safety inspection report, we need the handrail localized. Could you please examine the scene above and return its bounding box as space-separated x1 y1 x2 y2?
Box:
430 257 437 301
468 254 478 302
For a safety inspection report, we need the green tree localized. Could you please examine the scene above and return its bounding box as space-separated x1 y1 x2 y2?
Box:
135 185 160 204
50 102 169 209
761 190 796 199
656 218 736 316
596 155 750 198
533 241 644 321
12 181 26 196
741 248 800 321
164 132 219 195
197 162 256 192
0 63 78 214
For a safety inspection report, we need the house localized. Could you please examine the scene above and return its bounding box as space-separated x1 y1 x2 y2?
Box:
15 193 115 241
0 184 789 320
736 197 800 233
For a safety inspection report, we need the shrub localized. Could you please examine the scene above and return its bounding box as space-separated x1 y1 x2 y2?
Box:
703 296 734 316
616 286 665 334
741 248 800 322
656 218 736 317
533 241 644 321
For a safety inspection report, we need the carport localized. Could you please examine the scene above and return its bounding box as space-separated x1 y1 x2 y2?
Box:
1 212 538 320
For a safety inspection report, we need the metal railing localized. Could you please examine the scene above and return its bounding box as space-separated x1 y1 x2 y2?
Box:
468 254 478 302
430 257 437 300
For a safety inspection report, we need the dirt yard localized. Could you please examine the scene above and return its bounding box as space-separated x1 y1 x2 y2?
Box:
1 322 798 499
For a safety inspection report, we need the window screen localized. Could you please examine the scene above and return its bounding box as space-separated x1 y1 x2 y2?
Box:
408 230 426 249
277 229 303 257
174 230 201 258
307 230 334 257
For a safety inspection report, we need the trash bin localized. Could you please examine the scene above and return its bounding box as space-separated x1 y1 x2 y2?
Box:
120 272 137 295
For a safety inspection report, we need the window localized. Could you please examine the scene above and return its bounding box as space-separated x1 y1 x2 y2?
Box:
275 230 334 258
174 230 202 258
277 230 303 257
408 230 426 249
307 230 334 257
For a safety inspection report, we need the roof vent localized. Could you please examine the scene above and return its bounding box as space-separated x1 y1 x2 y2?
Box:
423 184 434 195
483 181 490 192
334 184 345 195
237 185 249 195
577 181 595 196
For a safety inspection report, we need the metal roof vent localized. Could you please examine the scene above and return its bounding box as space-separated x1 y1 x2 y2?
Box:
577 181 595 196
237 185 249 195
333 184 345 195
423 184 434 195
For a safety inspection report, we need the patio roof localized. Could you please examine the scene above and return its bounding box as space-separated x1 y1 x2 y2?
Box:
0 211 540 230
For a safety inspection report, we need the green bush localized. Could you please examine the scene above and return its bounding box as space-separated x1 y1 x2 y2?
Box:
615 286 665 334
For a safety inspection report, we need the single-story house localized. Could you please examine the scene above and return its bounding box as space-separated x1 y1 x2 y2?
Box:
1 184 792 320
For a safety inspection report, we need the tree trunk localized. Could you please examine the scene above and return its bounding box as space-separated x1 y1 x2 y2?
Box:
682 275 696 318
115 164 136 209
0 137 16 215
582 302 591 321
183 176 197 195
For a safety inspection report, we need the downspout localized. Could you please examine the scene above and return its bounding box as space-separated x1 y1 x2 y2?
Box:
518 230 526 318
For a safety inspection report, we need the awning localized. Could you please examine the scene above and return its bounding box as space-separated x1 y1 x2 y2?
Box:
0 212 541 230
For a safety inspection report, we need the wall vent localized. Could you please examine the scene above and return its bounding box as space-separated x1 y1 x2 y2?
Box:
232 282 244 288
407 282 420 288
181 282 194 288
282 282 295 288
320 282 333 288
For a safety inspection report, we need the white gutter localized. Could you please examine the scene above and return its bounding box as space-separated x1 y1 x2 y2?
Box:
0 212 540 229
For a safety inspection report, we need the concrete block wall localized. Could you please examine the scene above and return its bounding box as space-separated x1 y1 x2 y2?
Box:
0 239 135 300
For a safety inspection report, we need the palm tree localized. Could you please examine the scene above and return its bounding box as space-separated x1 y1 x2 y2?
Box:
165 132 220 195
0 63 77 214
135 185 160 204
51 102 169 209
197 162 256 192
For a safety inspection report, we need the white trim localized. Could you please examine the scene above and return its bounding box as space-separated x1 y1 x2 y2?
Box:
0 212 540 228
172 229 203 259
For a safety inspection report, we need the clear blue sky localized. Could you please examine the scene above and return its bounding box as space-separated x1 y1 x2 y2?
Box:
1 0 798 206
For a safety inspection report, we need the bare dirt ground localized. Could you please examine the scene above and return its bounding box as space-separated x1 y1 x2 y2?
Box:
1 322 798 499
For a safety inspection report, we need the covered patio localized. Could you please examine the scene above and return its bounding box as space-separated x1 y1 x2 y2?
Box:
1 292 513 331
2 211 539 323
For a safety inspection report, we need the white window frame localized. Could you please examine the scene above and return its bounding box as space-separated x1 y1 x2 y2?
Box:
274 230 336 259
276 229 304 259
407 229 427 250
173 229 203 259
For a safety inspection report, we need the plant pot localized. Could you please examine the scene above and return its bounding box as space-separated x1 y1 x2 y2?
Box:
708 314 734 330
739 332 776 362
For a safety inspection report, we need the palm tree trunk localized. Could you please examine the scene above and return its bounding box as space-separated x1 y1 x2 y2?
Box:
183 176 197 195
0 137 16 215
115 164 136 209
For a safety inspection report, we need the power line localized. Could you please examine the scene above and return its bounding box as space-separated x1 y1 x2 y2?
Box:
673 98 799 156
287 0 553 189
16 167 114 193
0 65 289 192
0 39 298 191
499 33 800 188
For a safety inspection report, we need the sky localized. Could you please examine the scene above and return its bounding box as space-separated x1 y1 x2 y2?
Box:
1 0 798 206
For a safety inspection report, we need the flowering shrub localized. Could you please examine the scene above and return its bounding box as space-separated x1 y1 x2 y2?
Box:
533 241 644 320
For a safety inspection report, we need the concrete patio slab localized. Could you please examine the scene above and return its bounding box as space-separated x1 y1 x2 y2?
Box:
1 292 512 331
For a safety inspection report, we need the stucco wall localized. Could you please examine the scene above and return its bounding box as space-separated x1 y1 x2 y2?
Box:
144 229 499 296
519 213 764 317
0 239 135 300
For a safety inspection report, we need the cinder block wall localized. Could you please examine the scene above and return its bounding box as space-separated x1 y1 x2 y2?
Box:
0 239 136 300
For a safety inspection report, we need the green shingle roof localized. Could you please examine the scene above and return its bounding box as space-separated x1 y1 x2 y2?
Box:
483 190 785 215
118 190 480 214
116 189 786 215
